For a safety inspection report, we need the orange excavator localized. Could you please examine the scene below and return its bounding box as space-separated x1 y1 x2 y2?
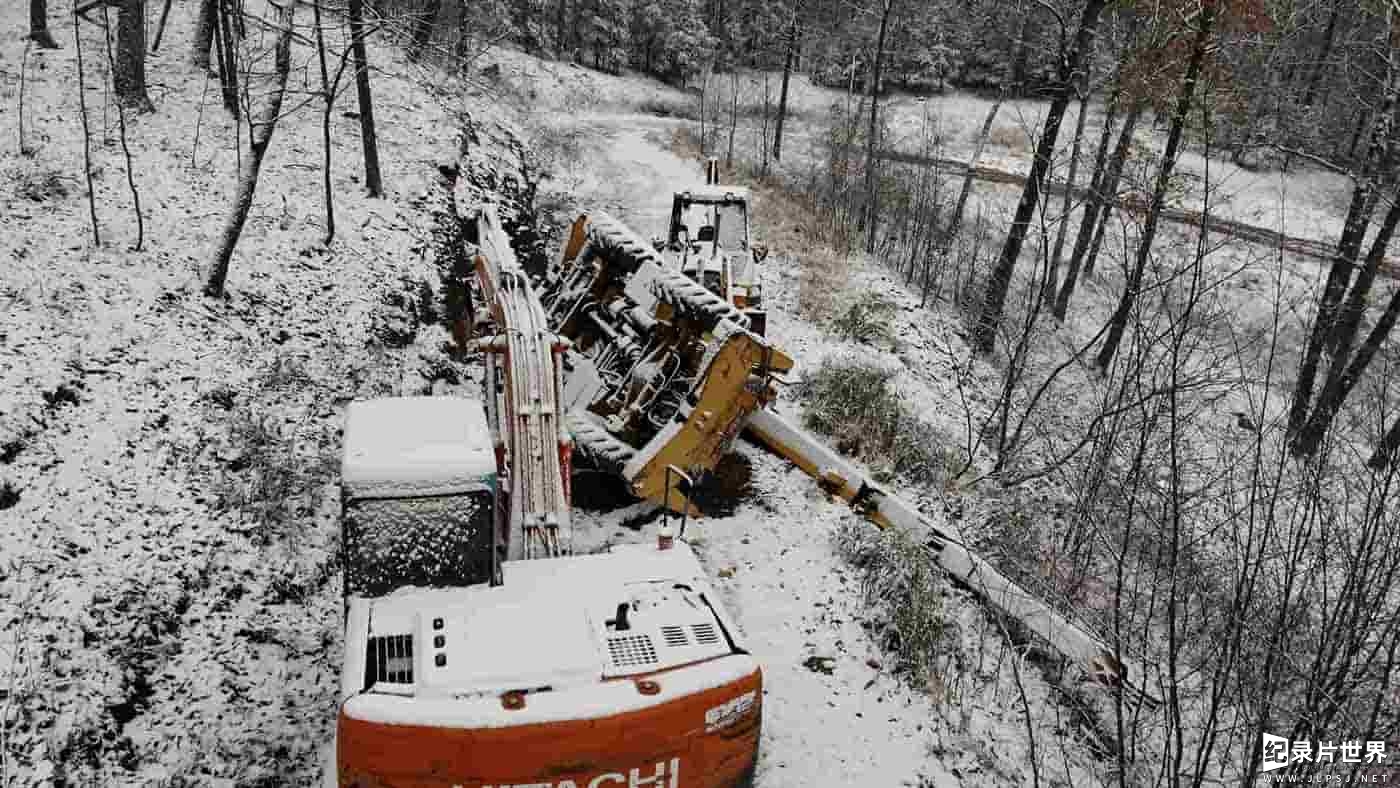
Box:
334 202 783 787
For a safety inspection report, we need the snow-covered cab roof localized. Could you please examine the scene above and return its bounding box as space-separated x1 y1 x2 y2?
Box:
675 185 751 204
347 542 743 714
342 396 496 500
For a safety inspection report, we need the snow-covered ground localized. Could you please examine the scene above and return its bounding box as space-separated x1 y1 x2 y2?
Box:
0 4 532 784
4 6 1379 783
510 58 1122 787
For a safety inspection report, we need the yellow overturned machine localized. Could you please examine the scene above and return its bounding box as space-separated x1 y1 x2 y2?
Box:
537 212 793 515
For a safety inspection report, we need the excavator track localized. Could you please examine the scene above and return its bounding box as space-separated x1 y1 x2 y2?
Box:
539 212 792 514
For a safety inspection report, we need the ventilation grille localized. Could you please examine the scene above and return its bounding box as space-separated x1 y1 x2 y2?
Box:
607 634 658 669
365 634 414 687
660 625 689 647
692 622 720 645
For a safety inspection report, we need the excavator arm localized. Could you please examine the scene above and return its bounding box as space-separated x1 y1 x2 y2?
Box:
746 406 1160 708
460 199 573 562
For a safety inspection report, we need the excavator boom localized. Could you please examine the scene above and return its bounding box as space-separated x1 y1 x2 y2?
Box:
746 406 1159 708
462 200 573 562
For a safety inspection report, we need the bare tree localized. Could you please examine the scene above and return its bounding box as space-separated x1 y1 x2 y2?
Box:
103 2 145 249
204 1 294 297
727 70 739 168
347 0 383 197
1095 1 1214 372
973 0 1109 354
113 0 153 112
149 0 174 52
408 0 442 61
862 0 895 253
30 0 61 49
1288 23 1400 441
946 89 1004 243
1291 189 1400 456
1052 96 1141 319
1044 80 1091 301
192 0 216 69
772 5 800 163
73 0 100 246
214 0 240 118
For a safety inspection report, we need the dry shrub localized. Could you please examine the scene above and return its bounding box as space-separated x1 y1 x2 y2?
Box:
834 520 955 689
797 246 849 318
9 163 72 203
798 356 945 485
988 125 1030 151
830 291 897 346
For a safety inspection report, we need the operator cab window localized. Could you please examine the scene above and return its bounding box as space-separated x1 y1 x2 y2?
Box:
343 490 495 596
715 203 747 249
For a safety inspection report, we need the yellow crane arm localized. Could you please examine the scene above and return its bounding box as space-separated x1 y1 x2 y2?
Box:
746 406 1160 709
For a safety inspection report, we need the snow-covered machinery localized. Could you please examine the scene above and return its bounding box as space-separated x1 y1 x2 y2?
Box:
535 205 1154 704
335 205 763 788
541 211 792 516
653 161 769 335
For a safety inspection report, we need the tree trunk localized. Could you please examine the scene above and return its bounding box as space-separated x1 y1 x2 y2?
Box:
947 90 1004 243
1290 188 1400 456
1370 417 1400 469
114 0 153 113
313 0 336 245
409 0 442 61
73 0 101 245
862 0 895 253
1045 83 1091 301
699 71 708 154
192 0 215 68
1054 99 1140 318
772 14 800 163
1299 271 1400 460
726 70 739 168
215 0 240 118
973 0 1108 354
205 1 294 297
1081 105 1141 278
29 0 60 49
1095 1 1214 372
1288 113 1398 436
348 0 384 197
1301 0 1341 110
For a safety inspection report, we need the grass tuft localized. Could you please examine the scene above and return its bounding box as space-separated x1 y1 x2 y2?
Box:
834 521 955 689
830 291 897 347
798 356 945 485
